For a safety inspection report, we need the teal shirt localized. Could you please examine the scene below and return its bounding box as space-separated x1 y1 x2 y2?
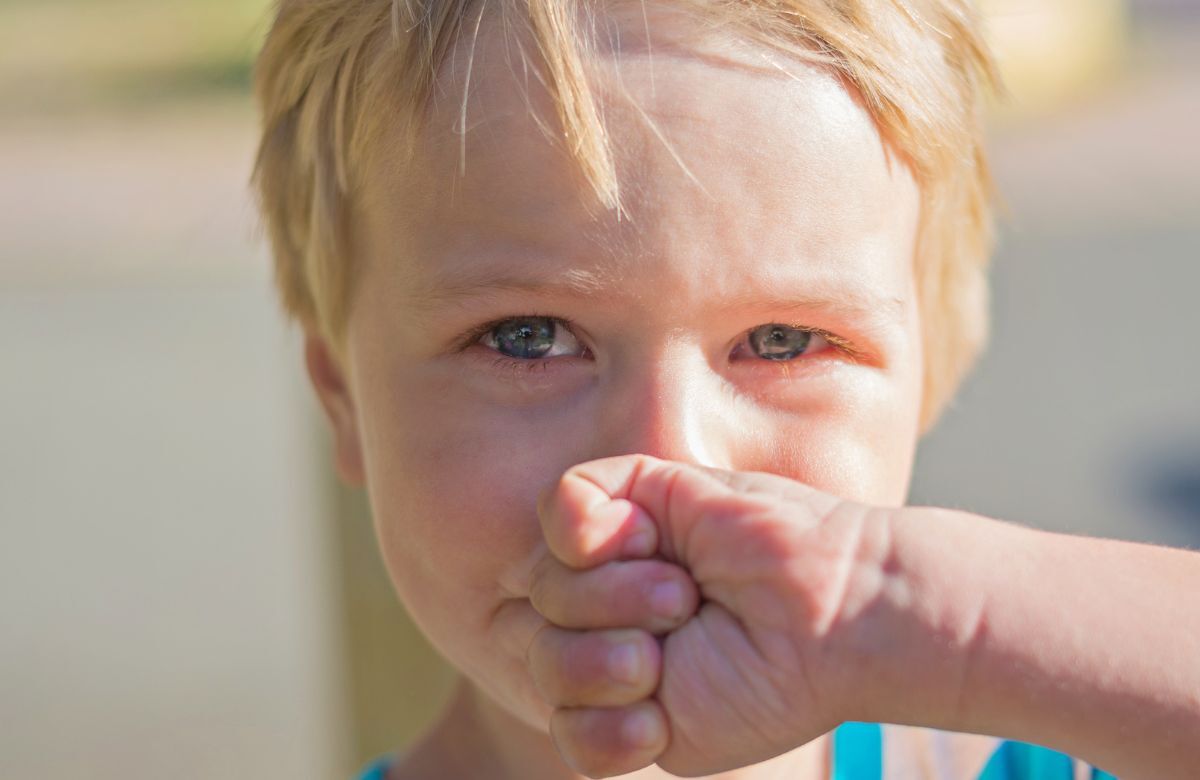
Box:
354 722 1120 779
830 722 1119 780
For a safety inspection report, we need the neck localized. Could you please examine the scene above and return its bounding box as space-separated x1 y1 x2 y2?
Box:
395 679 832 780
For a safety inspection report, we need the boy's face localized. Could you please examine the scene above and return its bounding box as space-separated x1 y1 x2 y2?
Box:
326 9 923 732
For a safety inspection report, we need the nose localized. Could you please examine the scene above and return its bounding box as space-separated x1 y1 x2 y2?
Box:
588 346 733 470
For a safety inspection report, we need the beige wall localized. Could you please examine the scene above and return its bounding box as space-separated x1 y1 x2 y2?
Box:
0 103 353 780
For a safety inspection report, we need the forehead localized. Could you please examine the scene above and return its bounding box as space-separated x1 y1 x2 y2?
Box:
357 3 919 316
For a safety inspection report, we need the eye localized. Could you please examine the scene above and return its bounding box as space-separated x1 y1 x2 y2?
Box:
477 316 586 360
745 323 831 361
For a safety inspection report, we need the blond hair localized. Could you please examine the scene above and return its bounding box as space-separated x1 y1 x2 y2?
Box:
253 0 999 431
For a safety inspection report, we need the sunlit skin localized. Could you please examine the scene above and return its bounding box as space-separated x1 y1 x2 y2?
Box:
304 6 1200 780
324 10 921 778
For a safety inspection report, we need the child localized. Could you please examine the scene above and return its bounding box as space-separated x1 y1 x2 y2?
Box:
251 0 1200 777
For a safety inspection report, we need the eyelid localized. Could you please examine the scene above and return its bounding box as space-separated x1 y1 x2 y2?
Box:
456 314 588 357
795 326 862 362
737 323 864 364
457 316 862 365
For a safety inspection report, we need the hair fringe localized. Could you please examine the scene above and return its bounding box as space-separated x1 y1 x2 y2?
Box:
251 0 1000 430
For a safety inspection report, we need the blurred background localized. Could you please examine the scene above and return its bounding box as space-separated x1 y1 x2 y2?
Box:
1 0 1197 777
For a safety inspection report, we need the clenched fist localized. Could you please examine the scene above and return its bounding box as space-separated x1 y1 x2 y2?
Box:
525 454 978 777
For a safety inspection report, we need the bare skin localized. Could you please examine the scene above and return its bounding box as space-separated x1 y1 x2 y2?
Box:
528 454 1200 779
311 9 920 780
302 5 1200 780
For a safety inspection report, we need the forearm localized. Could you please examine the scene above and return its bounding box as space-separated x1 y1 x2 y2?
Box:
890 509 1200 779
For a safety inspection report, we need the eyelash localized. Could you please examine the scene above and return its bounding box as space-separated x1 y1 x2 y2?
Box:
457 315 861 375
455 314 586 375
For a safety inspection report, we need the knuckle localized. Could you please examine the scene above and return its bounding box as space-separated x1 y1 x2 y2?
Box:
551 707 652 780
538 559 697 633
604 631 658 694
530 629 659 707
639 565 697 630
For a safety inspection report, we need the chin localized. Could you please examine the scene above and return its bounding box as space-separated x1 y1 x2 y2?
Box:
467 658 556 735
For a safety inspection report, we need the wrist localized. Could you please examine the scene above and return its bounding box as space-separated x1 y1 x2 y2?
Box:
848 505 1007 731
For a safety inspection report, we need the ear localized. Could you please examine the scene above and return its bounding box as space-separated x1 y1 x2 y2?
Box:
304 333 366 487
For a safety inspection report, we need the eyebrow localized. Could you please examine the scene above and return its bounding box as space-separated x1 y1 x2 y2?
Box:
408 242 902 321
408 265 908 331
413 267 617 308
719 287 908 327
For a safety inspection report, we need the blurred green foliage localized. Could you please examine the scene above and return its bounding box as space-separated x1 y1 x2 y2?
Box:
0 0 275 111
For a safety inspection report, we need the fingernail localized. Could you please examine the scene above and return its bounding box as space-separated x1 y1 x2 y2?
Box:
622 525 656 557
649 581 685 620
608 642 642 685
622 708 662 749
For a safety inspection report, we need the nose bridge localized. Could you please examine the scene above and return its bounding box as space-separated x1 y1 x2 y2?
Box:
595 345 730 470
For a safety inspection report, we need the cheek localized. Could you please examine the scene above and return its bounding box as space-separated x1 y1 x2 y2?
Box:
772 423 916 507
752 370 922 507
357 365 590 609
348 354 589 727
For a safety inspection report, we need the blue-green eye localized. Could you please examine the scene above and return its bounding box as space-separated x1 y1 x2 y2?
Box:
480 316 584 360
748 324 827 361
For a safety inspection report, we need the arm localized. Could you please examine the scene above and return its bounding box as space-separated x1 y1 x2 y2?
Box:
887 508 1200 780
526 454 1200 778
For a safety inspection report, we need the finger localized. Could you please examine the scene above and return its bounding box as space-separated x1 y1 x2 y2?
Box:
527 626 660 708
550 700 669 778
543 454 845 567
538 481 660 569
540 455 731 568
530 556 698 633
